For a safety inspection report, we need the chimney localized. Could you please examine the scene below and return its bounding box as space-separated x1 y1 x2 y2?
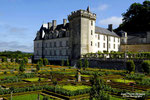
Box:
52 20 56 30
63 19 67 26
48 22 52 29
108 24 113 32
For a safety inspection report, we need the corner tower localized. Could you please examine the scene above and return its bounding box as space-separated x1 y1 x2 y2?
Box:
68 7 96 59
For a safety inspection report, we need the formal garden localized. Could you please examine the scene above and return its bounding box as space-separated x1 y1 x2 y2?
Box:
0 56 149 100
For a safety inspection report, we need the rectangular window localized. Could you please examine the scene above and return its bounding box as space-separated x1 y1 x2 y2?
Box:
51 42 53 47
45 50 47 55
66 41 69 46
54 42 56 47
103 43 105 48
60 50 62 55
118 38 120 42
109 43 110 48
37 50 38 55
37 43 39 48
98 42 100 48
104 35 105 41
114 44 115 49
54 50 56 56
66 50 68 55
45 43 47 48
109 37 110 41
49 50 51 55
60 41 62 47
114 37 115 42
98 35 100 40
91 41 92 46
91 21 93 26
91 30 93 35
50 42 52 48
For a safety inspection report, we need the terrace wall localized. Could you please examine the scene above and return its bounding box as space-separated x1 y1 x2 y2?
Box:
71 59 144 72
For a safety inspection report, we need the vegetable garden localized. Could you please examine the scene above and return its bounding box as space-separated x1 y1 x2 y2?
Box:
0 58 150 100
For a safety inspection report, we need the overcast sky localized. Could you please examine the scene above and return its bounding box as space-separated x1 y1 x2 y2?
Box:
0 0 143 52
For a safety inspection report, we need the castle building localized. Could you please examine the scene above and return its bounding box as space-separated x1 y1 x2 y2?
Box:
34 7 120 61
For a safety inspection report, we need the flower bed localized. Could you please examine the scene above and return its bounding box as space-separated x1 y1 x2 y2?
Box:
8 94 53 100
113 79 135 84
23 78 46 82
61 85 91 91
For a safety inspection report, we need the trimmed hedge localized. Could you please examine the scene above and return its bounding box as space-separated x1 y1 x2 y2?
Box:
141 60 150 74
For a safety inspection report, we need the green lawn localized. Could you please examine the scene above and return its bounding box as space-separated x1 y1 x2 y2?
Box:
61 85 91 91
24 78 45 82
113 79 135 84
9 94 53 100
70 75 91 77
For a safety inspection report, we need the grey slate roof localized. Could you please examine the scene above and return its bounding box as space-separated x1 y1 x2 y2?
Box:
95 26 119 37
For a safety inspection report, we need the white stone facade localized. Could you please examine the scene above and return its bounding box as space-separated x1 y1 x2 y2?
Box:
34 7 120 61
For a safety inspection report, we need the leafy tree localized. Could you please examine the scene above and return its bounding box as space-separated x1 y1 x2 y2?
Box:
61 60 64 66
66 59 70 66
38 58 43 65
10 58 14 62
77 59 82 69
115 0 150 32
43 58 48 66
84 59 89 69
126 60 135 73
36 62 41 71
2 57 7 62
19 60 25 73
15 57 19 63
90 74 110 100
141 60 150 74
23 57 28 64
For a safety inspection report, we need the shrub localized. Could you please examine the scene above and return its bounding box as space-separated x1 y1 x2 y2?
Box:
126 73 145 80
2 57 7 62
77 59 82 69
15 57 19 63
36 62 41 71
61 60 64 66
67 59 70 66
43 58 48 66
136 78 150 86
141 60 150 74
19 60 25 73
10 58 14 62
38 58 43 65
23 57 28 64
84 59 89 69
126 60 135 73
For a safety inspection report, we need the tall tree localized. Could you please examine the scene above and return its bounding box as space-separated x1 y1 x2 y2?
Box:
19 60 25 73
115 0 150 33
90 74 110 100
